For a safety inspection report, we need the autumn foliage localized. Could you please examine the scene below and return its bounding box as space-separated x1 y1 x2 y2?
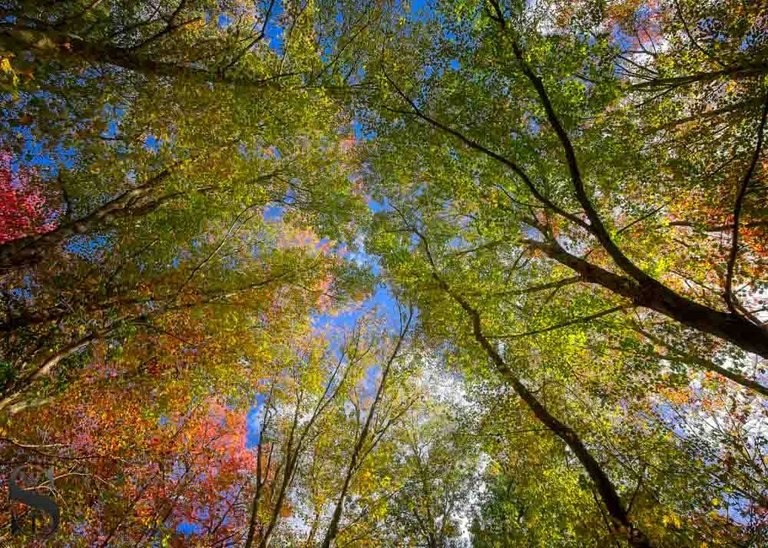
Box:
0 152 54 245
1 1 768 546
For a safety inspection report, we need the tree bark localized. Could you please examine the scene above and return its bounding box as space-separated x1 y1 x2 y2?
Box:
414 226 652 547
444 280 652 547
0 25 284 88
0 170 170 271
0 331 102 413
526 238 768 360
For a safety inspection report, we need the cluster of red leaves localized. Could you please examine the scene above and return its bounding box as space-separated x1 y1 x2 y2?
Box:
127 402 256 543
7 377 258 546
0 152 55 244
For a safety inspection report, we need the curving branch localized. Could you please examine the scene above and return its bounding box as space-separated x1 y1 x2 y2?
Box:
382 71 590 230
629 324 768 397
488 304 632 340
508 36 654 286
402 216 651 547
724 94 768 315
0 168 173 270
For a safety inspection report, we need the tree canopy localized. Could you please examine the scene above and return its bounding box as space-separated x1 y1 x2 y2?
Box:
1 1 767 546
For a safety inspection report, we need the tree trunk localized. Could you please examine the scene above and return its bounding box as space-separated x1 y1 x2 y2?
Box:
527 239 768 360
437 274 652 548
0 25 281 88
0 171 169 271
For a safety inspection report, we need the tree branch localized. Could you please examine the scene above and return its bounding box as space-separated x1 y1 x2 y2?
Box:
724 94 768 314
